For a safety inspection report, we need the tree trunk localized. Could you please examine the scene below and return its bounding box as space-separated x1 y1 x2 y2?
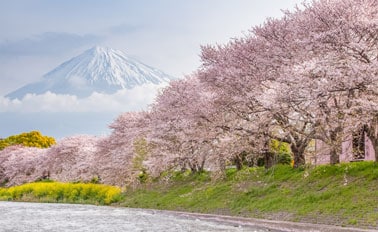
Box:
200 158 206 172
291 144 306 168
189 161 201 173
365 124 378 162
329 130 341 165
370 137 378 163
330 147 340 165
233 153 243 170
219 158 226 172
214 157 227 179
264 151 275 169
374 141 378 163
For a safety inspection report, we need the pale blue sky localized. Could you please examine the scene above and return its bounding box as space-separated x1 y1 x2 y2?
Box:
0 0 306 138
0 0 304 96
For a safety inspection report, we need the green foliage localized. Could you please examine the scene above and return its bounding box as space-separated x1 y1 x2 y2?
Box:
225 167 238 178
270 139 293 165
90 176 100 184
138 171 149 183
256 140 293 167
270 139 291 155
0 131 56 150
122 162 378 228
0 182 123 205
192 170 211 182
277 153 293 165
170 169 192 181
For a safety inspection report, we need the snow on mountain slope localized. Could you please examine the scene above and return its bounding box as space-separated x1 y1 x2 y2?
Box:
6 46 175 99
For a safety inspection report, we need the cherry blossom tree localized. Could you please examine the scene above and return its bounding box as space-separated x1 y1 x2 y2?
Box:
199 21 314 168
97 111 150 186
46 135 100 183
285 0 378 163
199 0 378 166
0 145 49 186
147 76 223 176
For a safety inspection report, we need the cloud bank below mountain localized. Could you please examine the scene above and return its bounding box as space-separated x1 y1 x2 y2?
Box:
0 83 165 113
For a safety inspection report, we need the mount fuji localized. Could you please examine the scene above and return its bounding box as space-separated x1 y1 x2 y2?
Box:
6 46 175 99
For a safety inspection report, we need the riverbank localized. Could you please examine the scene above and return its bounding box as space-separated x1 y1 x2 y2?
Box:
1 162 377 230
120 162 378 230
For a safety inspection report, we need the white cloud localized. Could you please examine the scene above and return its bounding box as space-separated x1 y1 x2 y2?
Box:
0 84 165 113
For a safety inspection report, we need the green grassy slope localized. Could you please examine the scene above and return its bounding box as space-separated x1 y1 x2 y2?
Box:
120 162 378 229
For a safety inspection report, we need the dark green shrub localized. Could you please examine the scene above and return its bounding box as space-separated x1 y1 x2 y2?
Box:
277 152 292 165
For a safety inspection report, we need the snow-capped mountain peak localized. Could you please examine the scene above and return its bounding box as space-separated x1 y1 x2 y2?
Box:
6 46 175 99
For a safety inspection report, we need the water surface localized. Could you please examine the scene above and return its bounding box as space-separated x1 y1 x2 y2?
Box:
0 201 277 232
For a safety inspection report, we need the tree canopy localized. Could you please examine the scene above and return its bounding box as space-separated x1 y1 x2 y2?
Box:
0 131 56 150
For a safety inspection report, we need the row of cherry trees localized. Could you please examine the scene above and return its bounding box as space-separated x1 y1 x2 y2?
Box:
111 0 378 176
77 0 378 181
200 0 378 167
1 0 378 187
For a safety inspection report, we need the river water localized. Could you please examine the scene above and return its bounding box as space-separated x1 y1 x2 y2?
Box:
0 201 280 232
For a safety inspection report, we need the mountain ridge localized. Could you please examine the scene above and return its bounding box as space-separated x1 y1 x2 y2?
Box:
6 46 175 99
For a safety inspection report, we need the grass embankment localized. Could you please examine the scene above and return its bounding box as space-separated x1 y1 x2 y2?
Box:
0 162 376 228
0 181 122 205
121 162 378 229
